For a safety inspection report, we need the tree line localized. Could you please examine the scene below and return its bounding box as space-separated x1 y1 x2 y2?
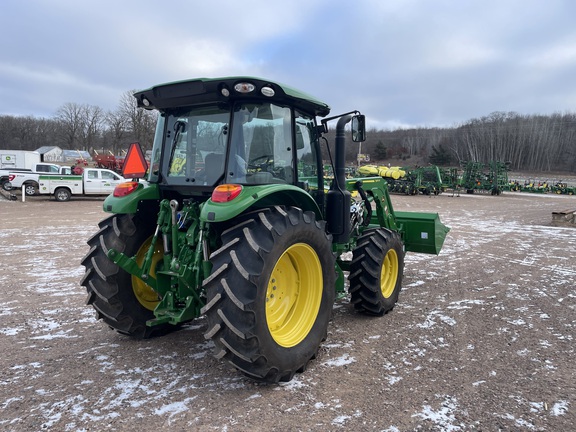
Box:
338 111 576 173
0 91 158 158
1 94 575 173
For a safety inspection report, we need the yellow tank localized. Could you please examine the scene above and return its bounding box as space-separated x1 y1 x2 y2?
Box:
378 166 406 179
357 165 380 176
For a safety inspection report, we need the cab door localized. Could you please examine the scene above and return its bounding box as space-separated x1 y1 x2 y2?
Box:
83 169 101 193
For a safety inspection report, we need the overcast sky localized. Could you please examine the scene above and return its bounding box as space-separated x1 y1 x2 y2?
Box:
1 0 575 129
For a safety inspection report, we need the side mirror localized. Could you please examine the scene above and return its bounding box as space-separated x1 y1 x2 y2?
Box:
351 115 366 142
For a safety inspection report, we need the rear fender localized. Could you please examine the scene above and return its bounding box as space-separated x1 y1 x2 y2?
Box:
200 184 322 223
103 182 160 214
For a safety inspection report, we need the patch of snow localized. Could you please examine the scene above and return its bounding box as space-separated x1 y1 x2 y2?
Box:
154 396 197 421
2 396 24 409
405 280 426 287
0 327 24 336
331 414 351 426
322 354 356 367
551 400 569 416
278 377 307 390
412 395 462 431
245 393 261 401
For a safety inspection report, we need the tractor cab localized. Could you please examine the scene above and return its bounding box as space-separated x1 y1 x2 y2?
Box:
136 78 343 204
149 102 318 189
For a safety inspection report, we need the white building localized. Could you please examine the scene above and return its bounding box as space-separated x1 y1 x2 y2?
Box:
36 146 63 162
62 149 91 163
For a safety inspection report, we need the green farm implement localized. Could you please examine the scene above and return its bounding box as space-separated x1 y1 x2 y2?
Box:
81 77 449 383
551 182 575 195
357 165 444 195
461 160 510 195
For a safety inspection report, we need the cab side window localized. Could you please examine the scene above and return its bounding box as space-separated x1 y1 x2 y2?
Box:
294 112 318 184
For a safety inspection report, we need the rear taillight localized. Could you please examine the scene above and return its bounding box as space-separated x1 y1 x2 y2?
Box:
211 184 242 202
8 174 15 181
113 181 139 197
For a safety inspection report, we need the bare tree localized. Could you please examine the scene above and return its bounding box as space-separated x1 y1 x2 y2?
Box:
118 90 158 152
55 102 84 149
79 105 105 152
0 116 18 148
0 116 32 150
105 108 128 156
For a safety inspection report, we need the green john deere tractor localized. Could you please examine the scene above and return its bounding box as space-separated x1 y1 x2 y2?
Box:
81 77 449 383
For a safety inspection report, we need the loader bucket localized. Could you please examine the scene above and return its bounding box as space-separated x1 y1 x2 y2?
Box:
395 211 450 255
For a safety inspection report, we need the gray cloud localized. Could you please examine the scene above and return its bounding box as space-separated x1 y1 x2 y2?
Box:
1 0 575 127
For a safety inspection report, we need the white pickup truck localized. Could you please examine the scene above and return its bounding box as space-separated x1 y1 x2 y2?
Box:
6 164 72 196
38 168 125 201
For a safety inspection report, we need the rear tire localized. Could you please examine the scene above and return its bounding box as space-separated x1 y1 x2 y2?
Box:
202 206 335 383
1 178 11 191
24 182 38 196
348 228 405 315
81 213 173 338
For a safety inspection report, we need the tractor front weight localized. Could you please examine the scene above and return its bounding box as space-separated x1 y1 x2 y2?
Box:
108 198 209 327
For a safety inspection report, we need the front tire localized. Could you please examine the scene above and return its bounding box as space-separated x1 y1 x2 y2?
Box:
81 213 172 338
54 187 71 201
202 206 335 383
348 228 405 315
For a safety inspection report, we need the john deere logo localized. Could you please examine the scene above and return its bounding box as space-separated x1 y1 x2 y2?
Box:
5 156 11 161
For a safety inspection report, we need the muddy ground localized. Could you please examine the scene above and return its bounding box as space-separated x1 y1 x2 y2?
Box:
0 189 575 431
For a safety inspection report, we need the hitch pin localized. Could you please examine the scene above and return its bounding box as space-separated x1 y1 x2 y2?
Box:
170 199 179 225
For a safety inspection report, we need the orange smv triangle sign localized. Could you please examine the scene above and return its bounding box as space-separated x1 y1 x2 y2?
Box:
122 143 148 178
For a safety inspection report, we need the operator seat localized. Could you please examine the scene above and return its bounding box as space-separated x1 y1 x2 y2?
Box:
203 153 225 185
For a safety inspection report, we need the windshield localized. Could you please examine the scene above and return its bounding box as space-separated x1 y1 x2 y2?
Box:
226 103 293 185
152 102 311 188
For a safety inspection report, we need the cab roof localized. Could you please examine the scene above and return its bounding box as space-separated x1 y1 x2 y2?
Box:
133 76 331 118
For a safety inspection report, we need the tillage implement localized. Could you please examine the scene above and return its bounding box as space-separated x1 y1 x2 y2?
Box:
81 77 449 382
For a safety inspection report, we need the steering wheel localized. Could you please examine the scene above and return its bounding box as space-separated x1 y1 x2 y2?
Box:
248 154 273 170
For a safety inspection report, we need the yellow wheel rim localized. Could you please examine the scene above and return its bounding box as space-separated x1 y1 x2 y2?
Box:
266 243 323 348
132 236 162 311
380 249 399 298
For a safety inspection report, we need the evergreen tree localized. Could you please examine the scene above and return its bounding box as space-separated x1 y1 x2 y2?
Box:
429 144 452 165
374 140 387 160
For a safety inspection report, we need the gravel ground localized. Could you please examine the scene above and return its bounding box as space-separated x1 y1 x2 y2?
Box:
0 189 574 431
